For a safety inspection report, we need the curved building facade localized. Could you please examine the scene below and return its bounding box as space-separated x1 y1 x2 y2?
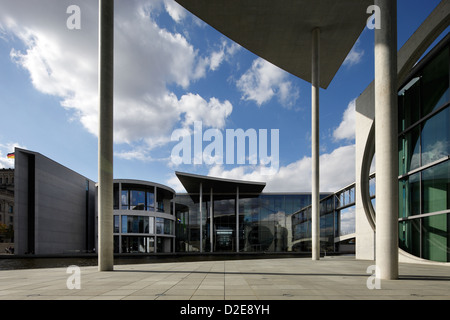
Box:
112 180 176 253
397 37 449 262
355 4 450 264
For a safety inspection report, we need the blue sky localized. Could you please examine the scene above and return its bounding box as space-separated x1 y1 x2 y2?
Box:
0 0 447 193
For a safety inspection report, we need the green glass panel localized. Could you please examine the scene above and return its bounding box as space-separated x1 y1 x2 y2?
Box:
421 47 449 117
421 107 450 167
398 78 421 130
422 160 449 214
399 173 421 218
399 220 421 258
422 214 449 262
399 126 421 175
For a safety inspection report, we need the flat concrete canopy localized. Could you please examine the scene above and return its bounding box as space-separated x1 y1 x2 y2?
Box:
176 171 266 195
175 0 372 88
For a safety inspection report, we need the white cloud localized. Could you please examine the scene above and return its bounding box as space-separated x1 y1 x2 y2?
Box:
202 144 355 193
163 0 186 23
333 99 356 141
1 0 235 158
168 144 356 193
237 58 299 107
166 95 359 193
343 40 364 67
178 93 232 129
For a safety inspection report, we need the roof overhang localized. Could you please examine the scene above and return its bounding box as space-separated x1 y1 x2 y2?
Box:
175 0 371 89
176 171 266 195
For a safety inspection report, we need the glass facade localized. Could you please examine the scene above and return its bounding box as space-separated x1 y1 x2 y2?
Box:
398 41 450 262
291 180 365 254
112 180 176 254
175 193 316 253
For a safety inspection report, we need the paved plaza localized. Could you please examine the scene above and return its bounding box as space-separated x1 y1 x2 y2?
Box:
0 256 448 300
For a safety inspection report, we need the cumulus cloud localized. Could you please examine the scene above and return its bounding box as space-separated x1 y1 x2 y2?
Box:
0 0 235 158
163 0 186 23
237 58 299 107
197 144 355 193
343 39 364 67
167 97 359 193
333 99 356 141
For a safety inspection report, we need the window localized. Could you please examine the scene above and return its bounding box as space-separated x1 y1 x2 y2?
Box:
114 216 120 233
121 190 129 210
397 42 450 262
156 217 164 234
130 190 146 210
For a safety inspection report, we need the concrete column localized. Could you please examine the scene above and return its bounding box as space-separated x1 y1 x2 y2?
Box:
311 28 320 261
236 186 239 253
98 0 114 272
375 0 398 280
199 182 202 253
210 188 213 253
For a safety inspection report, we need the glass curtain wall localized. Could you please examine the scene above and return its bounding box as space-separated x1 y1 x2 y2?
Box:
175 193 311 253
291 186 357 254
113 182 175 254
398 42 450 262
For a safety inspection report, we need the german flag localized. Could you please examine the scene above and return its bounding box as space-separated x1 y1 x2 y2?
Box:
7 153 14 159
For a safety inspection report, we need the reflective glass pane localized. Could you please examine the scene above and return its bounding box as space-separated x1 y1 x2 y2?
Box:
121 190 129 209
399 173 420 218
131 190 146 210
421 107 450 167
399 126 420 175
422 160 450 214
421 47 449 117
422 214 449 262
339 207 355 236
121 215 127 233
399 219 421 258
156 217 164 234
114 215 119 233
398 78 421 131
147 191 154 211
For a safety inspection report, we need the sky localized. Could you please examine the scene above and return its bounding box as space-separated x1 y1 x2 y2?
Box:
0 0 447 193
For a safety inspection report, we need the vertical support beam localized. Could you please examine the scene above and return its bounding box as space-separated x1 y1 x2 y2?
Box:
311 27 320 261
199 182 202 253
210 187 213 252
236 186 239 253
98 0 114 272
173 194 176 253
375 0 398 280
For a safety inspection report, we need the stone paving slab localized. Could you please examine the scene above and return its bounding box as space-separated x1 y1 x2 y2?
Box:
0 256 448 301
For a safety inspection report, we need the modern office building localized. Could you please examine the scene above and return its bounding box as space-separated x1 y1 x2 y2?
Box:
173 172 324 254
112 179 176 254
13 148 339 255
13 148 96 255
355 7 449 264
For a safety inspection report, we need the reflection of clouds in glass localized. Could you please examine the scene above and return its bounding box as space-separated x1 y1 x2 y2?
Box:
422 140 449 165
339 206 355 236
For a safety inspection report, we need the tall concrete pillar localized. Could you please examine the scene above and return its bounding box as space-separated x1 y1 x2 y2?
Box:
375 0 398 280
199 182 202 253
311 28 320 261
98 0 114 271
210 188 213 252
236 186 239 253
